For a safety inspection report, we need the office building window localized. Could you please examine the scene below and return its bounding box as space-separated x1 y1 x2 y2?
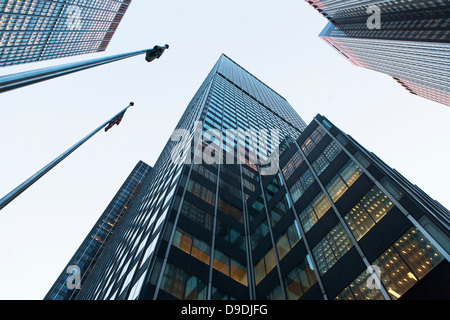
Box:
180 200 213 231
326 160 362 202
301 126 327 156
213 249 248 286
344 186 394 241
172 228 211 266
312 141 342 175
284 255 317 300
290 169 315 203
254 248 277 285
299 192 332 233
160 263 207 300
186 179 216 206
282 151 303 180
312 223 353 275
336 227 445 300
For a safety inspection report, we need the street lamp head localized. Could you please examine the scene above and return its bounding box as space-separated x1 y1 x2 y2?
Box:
145 44 169 63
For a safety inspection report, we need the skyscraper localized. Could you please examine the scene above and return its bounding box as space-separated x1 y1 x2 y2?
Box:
55 55 449 301
305 0 450 106
44 160 152 300
0 0 132 67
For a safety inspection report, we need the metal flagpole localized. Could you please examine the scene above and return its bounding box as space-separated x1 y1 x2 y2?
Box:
0 102 134 212
0 44 169 94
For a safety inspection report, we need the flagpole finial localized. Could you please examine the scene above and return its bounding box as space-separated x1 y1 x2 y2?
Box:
129 102 134 106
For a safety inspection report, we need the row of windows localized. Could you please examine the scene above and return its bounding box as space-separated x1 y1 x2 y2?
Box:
1 0 125 15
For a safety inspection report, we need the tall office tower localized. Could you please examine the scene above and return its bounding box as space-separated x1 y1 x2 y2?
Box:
44 161 152 300
0 0 132 67
305 0 450 106
67 55 448 301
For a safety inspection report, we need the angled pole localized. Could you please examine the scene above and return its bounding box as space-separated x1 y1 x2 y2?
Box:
0 44 169 94
0 102 134 212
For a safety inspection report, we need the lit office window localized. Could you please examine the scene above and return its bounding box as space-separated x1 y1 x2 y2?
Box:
338 271 386 300
172 228 211 266
290 169 315 203
393 227 444 280
336 227 445 300
254 248 277 285
213 249 248 286
299 192 332 233
312 223 353 275
301 126 327 156
282 151 303 180
326 160 362 202
344 186 394 241
276 221 301 260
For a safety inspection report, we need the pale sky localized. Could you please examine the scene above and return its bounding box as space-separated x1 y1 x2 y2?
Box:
0 0 448 300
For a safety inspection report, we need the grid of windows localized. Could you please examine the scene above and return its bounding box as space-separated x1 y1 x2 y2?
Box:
45 161 151 300
0 0 131 66
312 0 450 107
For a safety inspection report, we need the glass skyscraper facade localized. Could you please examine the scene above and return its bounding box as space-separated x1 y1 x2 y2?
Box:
306 0 450 106
0 0 132 67
54 55 449 300
44 160 152 300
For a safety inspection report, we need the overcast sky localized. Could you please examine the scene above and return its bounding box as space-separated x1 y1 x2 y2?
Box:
0 0 448 300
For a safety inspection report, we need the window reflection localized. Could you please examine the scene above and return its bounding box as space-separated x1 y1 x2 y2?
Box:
282 150 303 181
172 228 211 265
284 255 317 300
160 263 207 300
213 249 248 286
276 221 301 261
311 140 341 175
254 248 277 285
186 179 215 206
180 199 213 231
290 169 315 203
